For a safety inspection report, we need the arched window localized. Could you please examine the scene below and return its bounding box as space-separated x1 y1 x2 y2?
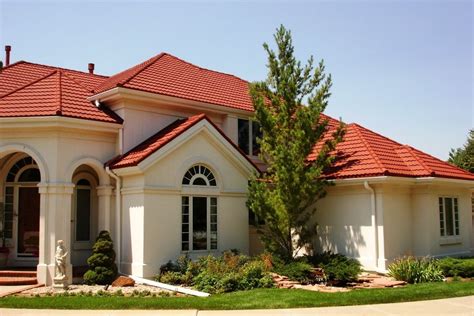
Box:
181 165 217 252
75 179 91 242
6 156 39 183
182 165 216 186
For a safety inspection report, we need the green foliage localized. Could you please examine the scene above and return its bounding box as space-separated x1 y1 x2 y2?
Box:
437 257 474 278
307 252 362 284
156 252 274 294
247 25 345 260
83 230 118 285
388 257 444 284
448 129 474 172
272 259 314 284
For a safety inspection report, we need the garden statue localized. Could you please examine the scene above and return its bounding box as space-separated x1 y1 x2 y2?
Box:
53 239 68 289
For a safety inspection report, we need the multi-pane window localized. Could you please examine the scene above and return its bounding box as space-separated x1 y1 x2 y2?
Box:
181 196 218 251
439 197 459 237
181 165 218 252
238 119 261 156
75 179 91 242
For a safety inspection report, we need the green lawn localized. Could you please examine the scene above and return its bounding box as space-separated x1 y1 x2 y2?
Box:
1 281 473 310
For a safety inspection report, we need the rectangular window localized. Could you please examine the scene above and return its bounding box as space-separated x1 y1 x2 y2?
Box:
76 189 91 241
182 196 217 251
439 197 459 237
238 119 261 156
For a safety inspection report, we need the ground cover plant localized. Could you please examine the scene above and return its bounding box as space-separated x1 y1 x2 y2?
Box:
436 257 474 278
1 281 473 310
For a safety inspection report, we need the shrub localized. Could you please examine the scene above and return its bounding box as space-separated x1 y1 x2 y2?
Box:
83 230 118 285
155 251 274 294
388 256 444 284
437 257 474 278
308 252 361 284
272 259 314 284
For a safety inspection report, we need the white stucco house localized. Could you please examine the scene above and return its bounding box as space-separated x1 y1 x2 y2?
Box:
0 46 472 285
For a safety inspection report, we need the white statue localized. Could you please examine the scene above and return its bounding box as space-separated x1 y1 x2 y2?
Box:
54 240 68 279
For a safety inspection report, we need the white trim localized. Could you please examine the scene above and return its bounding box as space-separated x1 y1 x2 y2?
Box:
89 86 253 117
65 157 110 186
0 144 49 182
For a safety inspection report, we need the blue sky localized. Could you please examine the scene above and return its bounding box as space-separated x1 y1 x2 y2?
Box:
0 0 472 160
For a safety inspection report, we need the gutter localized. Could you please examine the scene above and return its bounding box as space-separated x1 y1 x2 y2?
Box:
364 181 379 270
106 166 122 273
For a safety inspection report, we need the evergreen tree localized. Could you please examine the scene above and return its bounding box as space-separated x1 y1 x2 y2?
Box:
247 25 345 261
448 129 474 173
83 230 118 285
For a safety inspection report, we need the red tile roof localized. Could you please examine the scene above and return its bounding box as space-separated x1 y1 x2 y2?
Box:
0 53 472 181
107 113 258 170
310 121 474 181
94 53 254 112
0 61 121 123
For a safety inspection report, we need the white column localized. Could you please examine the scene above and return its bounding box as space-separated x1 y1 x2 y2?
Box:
36 183 74 285
97 185 113 232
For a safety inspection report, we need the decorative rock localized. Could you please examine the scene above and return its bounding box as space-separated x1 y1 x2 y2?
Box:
112 276 135 287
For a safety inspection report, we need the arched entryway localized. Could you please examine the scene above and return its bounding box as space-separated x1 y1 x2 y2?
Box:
1 154 41 266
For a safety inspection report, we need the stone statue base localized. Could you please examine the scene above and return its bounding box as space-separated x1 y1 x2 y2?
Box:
53 275 68 290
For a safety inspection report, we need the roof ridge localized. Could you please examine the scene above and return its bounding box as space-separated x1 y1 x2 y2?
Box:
117 53 166 87
0 60 27 71
161 52 250 84
17 60 109 78
61 70 95 93
0 69 58 99
352 124 387 174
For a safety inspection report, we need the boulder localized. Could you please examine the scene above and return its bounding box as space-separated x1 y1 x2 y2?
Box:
112 276 135 287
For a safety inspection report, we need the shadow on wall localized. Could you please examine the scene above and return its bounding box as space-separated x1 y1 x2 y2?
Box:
315 224 366 258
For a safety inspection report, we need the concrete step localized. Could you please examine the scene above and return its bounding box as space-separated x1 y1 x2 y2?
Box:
0 270 37 278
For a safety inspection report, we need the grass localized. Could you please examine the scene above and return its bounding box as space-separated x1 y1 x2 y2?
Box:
0 281 473 310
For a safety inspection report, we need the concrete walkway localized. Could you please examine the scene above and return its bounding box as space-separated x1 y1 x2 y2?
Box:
0 295 473 315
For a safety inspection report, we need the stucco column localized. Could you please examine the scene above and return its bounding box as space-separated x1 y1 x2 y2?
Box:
97 185 113 232
37 183 74 285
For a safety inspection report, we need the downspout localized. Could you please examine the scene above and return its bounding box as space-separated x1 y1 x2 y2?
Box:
364 181 379 270
106 166 121 273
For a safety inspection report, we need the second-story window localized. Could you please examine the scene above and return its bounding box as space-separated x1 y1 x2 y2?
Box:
238 119 261 156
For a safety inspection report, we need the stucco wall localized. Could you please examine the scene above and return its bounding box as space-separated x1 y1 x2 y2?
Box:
313 185 377 269
120 129 251 278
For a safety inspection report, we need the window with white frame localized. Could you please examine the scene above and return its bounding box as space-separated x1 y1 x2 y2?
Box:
181 165 218 251
238 119 261 156
439 197 459 237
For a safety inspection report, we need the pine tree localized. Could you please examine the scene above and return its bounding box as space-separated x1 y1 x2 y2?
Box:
448 129 474 173
247 25 345 261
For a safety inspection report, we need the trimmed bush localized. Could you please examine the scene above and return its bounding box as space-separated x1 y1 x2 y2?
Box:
83 231 118 285
388 256 443 284
437 257 474 278
308 252 361 284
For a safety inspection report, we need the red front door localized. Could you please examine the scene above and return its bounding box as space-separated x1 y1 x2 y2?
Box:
17 187 40 257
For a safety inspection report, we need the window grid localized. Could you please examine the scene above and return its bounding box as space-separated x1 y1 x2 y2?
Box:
238 119 261 156
3 186 14 239
210 197 217 250
182 165 216 186
439 197 459 237
181 197 190 251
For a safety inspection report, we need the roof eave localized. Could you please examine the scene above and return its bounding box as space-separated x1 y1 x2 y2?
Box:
88 86 255 116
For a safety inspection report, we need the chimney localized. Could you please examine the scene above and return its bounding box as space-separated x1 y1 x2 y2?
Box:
5 45 11 67
88 63 94 74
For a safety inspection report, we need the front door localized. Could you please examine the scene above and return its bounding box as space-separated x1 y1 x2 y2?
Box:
17 187 40 258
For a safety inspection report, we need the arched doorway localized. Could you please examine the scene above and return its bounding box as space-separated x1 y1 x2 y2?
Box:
3 155 41 262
